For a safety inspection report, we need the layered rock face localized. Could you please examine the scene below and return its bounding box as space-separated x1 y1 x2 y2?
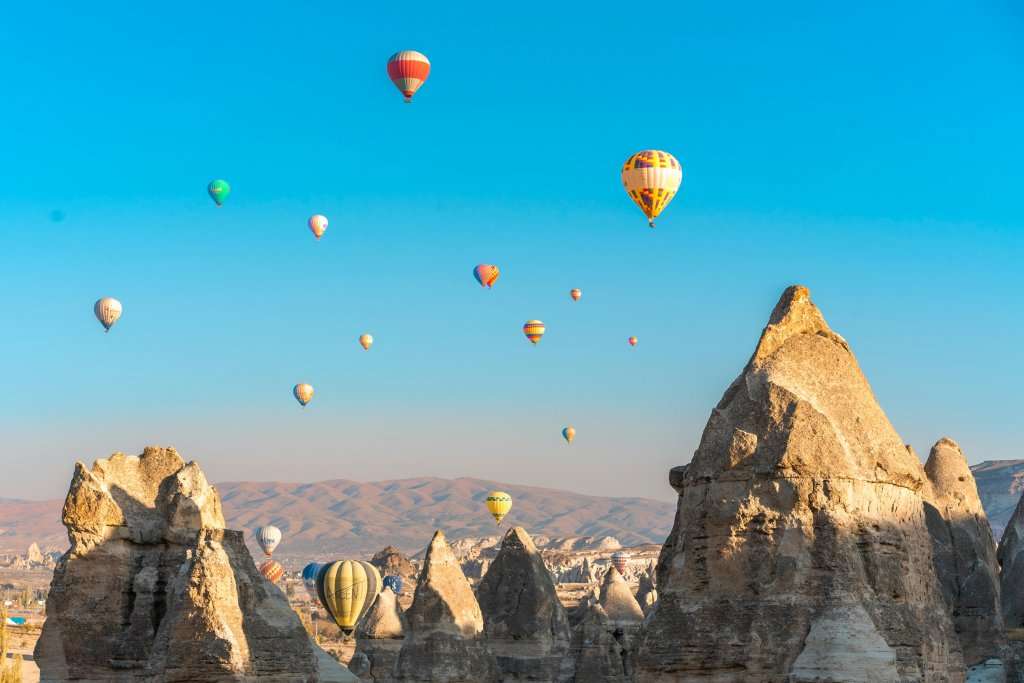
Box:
922 437 1006 674
570 599 626 682
370 546 418 599
35 447 349 682
476 526 573 681
999 493 1024 628
636 286 964 681
353 587 407 681
394 530 498 682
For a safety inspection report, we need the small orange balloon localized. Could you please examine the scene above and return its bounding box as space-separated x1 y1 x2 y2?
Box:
570 288 582 302
359 334 373 351
628 336 638 347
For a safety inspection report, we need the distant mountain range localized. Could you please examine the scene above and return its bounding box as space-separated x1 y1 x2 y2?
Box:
970 460 1024 540
0 476 676 559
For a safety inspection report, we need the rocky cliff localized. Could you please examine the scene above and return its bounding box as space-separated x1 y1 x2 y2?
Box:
636 285 964 681
34 447 353 682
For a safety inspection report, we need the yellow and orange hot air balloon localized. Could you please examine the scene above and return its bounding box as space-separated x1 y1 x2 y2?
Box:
359 334 373 351
293 383 314 407
308 214 328 240
628 336 638 347
570 288 582 302
387 51 431 103
473 264 500 288
522 320 545 345
621 150 682 228
486 491 512 525
259 559 285 584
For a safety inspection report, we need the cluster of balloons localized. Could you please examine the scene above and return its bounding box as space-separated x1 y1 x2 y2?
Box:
256 525 284 583
299 558 406 637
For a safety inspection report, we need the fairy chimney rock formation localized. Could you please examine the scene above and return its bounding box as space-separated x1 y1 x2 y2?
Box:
354 587 407 681
636 285 965 681
35 446 352 682
476 526 573 681
371 546 418 597
599 567 644 626
922 437 1006 674
635 572 658 616
999 489 1024 628
570 601 626 682
394 529 498 682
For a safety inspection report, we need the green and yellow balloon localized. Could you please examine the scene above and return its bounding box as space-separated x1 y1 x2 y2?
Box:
207 179 231 207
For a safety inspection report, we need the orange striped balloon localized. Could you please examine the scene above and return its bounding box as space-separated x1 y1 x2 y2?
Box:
259 559 285 584
570 288 582 302
523 320 545 345
387 51 431 103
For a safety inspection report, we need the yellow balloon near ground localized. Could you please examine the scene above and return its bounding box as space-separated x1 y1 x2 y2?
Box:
317 560 381 636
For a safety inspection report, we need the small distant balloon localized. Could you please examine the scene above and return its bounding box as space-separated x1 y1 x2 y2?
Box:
382 575 403 594
359 334 373 351
562 426 575 444
621 150 682 227
473 264 500 288
293 383 314 407
207 179 231 207
628 336 638 347
259 559 285 584
570 288 582 302
94 297 122 332
486 491 512 525
387 50 431 103
308 214 328 240
256 525 282 556
611 551 630 575
522 320 545 345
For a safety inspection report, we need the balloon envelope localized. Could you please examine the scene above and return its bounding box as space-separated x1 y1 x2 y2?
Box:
522 320 545 344
570 288 582 302
208 179 231 207
611 551 629 575
255 525 282 556
293 383 314 406
486 491 512 525
94 297 122 332
628 336 638 347
359 334 373 351
382 575 403 594
562 426 575 444
621 150 682 227
317 560 382 635
302 562 322 599
259 559 285 584
473 264 500 288
309 214 328 239
387 50 431 102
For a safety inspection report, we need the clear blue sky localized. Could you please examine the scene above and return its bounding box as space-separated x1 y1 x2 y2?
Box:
1 1 1021 501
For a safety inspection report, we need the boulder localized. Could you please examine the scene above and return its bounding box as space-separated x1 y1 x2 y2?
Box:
354 587 407 681
599 567 643 626
34 446 353 682
635 286 964 681
393 530 498 682
923 437 1006 675
476 526 573 681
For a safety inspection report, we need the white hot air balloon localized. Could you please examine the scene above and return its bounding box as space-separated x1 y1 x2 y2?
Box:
94 297 123 332
255 525 282 556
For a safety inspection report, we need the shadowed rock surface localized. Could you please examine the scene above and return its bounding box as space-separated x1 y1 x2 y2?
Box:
354 587 407 681
569 599 626 682
636 285 964 681
370 546 418 598
635 571 657 616
34 446 353 682
923 437 1006 675
999 492 1024 628
394 530 498 682
476 526 573 681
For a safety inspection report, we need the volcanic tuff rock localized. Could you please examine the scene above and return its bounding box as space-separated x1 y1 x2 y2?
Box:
635 572 657 616
636 286 964 681
999 491 1024 628
354 587 407 681
476 526 573 681
922 437 1006 674
394 530 498 682
569 600 626 682
969 461 1024 540
370 546 418 598
599 567 644 626
34 447 353 682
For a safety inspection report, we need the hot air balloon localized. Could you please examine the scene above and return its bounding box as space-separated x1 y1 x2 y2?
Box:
621 150 682 227
473 264 500 288
359 334 373 351
308 214 328 240
302 562 322 600
522 320 545 345
94 297 122 332
562 426 575 444
628 336 638 347
293 383 314 407
611 551 630 575
486 491 512 525
570 288 582 302
382 575 403 595
259 559 285 584
255 525 282 556
387 51 431 103
316 560 382 636
208 179 231 207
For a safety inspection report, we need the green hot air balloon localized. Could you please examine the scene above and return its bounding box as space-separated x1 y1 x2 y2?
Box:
208 179 231 207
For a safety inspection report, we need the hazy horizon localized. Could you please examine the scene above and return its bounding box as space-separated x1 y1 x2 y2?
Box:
2 2 1021 502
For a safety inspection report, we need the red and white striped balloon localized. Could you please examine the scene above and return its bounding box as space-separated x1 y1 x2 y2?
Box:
387 51 431 103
